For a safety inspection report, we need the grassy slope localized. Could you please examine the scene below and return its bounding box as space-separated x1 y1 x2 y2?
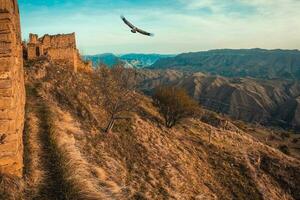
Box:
20 59 300 200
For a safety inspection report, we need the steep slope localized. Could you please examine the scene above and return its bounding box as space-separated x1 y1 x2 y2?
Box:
14 58 300 200
150 49 300 80
137 70 300 130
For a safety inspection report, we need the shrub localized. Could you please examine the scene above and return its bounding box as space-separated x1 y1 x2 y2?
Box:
153 86 199 128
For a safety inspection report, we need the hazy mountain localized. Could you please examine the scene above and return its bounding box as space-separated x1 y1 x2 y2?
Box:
84 53 175 68
150 49 300 80
84 53 120 67
120 53 175 68
136 69 300 130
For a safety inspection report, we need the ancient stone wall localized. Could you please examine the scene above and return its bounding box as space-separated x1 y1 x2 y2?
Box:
40 33 76 49
26 32 92 73
78 58 93 73
0 0 25 177
75 50 93 73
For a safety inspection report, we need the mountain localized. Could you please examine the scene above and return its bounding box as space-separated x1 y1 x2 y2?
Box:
120 53 175 68
84 53 175 68
136 70 300 130
84 53 120 67
6 57 299 200
150 49 300 80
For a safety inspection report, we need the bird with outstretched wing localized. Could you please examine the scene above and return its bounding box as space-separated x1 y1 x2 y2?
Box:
121 15 154 37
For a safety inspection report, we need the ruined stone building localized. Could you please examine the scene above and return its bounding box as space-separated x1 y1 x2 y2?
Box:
0 0 25 176
25 32 92 72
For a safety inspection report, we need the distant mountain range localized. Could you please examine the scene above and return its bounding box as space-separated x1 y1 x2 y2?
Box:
136 69 300 130
84 53 175 68
149 49 300 80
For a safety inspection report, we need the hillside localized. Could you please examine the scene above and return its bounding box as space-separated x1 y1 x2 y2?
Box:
136 70 300 130
150 49 300 80
84 53 174 68
3 58 300 200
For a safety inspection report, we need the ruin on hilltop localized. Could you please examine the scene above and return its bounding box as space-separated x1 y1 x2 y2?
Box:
24 32 92 73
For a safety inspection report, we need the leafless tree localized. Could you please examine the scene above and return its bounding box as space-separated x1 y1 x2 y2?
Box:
98 63 138 133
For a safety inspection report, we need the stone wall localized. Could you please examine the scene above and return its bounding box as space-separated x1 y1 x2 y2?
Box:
39 33 76 49
26 32 92 73
0 0 25 177
76 50 93 73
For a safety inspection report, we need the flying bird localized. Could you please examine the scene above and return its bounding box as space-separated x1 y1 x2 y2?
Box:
121 15 154 37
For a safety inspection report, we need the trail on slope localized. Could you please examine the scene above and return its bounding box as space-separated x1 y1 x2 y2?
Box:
23 84 120 200
23 86 69 200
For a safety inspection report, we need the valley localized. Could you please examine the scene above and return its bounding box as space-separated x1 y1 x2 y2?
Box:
136 70 300 131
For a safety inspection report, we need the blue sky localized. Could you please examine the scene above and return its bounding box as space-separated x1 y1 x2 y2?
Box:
19 0 300 54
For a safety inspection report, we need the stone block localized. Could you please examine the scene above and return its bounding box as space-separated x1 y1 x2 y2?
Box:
0 79 12 89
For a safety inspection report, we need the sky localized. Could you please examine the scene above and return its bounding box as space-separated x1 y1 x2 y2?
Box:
19 0 300 55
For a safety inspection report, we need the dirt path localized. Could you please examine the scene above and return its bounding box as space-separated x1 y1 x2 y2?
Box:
23 84 120 200
23 85 68 200
33 103 68 200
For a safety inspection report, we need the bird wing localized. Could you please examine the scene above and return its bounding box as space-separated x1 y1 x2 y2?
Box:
121 15 136 29
136 27 154 37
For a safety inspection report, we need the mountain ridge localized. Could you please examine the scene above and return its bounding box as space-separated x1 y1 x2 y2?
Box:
149 48 300 80
84 53 175 68
136 69 300 130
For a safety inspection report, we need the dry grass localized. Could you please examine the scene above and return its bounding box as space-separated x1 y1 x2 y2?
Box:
0 173 24 200
22 59 300 200
47 107 118 200
23 111 46 199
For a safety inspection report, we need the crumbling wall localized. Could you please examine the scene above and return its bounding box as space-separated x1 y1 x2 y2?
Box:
40 33 76 49
46 47 77 69
76 51 93 73
26 32 92 73
78 59 92 73
0 0 25 177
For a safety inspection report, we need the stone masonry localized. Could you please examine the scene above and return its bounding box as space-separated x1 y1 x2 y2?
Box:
0 0 25 177
26 32 92 73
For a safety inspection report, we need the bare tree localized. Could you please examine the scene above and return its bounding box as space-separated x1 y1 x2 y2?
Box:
98 63 138 133
153 86 199 128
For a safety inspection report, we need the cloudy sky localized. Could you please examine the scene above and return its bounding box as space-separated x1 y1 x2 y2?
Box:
19 0 300 55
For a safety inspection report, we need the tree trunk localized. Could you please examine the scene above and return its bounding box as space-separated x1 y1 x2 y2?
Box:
105 118 115 133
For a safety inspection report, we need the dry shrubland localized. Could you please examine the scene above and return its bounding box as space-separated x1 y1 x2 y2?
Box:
8 58 299 200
